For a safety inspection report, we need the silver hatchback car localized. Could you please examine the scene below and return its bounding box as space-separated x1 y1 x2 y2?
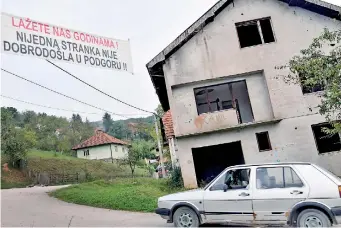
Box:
156 162 341 227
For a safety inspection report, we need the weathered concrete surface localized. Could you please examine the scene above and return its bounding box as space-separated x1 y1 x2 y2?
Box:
1 186 169 227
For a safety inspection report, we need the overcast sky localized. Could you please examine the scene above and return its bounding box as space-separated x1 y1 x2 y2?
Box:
1 0 340 121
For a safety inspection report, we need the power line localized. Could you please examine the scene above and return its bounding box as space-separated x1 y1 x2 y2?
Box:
1 95 102 115
1 68 128 118
46 60 155 115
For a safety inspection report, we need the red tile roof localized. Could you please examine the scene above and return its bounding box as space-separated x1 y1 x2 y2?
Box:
162 110 174 139
72 130 128 150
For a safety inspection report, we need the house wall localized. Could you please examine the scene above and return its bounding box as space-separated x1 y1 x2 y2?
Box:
177 114 341 188
160 0 341 187
76 144 127 160
163 0 341 136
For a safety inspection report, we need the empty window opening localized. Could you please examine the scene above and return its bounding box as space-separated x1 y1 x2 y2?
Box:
236 18 275 48
256 131 272 151
312 123 341 153
300 74 325 94
194 80 254 123
115 146 118 152
192 141 245 187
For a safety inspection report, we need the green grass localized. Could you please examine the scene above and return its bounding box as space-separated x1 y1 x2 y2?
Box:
1 179 30 189
27 149 78 160
26 149 149 177
51 178 183 212
1 149 149 189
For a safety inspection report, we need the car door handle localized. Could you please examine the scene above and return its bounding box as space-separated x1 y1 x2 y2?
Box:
290 190 303 194
239 192 250 197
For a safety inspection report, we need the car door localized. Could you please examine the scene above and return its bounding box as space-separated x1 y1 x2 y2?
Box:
203 167 254 223
252 165 309 224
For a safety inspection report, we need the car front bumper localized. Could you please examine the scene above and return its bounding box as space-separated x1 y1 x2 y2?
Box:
332 206 341 224
155 208 171 221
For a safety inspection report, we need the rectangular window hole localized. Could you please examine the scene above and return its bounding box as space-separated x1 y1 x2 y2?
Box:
256 131 272 151
236 17 275 48
312 123 341 154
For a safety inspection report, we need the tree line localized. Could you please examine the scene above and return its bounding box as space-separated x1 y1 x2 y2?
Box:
1 107 94 165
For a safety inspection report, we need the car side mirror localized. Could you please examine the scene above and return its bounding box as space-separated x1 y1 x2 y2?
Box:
223 184 228 192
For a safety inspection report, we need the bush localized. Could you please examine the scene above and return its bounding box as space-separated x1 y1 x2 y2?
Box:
167 166 184 188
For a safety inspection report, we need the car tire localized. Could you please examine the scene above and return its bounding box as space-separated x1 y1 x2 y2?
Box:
296 208 331 227
173 206 199 227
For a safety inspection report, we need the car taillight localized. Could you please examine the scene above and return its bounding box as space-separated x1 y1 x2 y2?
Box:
338 186 341 198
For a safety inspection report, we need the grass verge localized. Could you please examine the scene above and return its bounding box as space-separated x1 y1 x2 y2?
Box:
1 149 149 189
50 178 183 212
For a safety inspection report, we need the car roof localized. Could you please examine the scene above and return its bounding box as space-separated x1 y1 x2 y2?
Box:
228 162 312 169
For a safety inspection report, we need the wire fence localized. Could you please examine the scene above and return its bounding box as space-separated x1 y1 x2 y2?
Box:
26 170 151 185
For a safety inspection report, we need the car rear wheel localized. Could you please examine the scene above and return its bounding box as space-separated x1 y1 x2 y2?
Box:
173 206 199 227
297 208 331 227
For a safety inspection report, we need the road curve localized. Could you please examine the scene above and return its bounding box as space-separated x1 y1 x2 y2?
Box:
1 185 170 227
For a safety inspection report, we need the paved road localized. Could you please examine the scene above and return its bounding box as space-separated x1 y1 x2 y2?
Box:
1 185 170 227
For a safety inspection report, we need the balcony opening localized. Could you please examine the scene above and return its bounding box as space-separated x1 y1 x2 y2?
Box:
192 141 245 186
311 123 341 154
194 80 254 123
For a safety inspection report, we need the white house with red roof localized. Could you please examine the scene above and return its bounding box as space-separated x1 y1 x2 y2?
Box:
72 129 129 162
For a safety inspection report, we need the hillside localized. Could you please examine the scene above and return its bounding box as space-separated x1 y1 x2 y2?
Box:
1 149 149 189
92 115 155 141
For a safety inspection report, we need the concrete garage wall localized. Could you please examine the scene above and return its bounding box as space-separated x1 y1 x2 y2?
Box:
76 144 127 160
177 114 341 188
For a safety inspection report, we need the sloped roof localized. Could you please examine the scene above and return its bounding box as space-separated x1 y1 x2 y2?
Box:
162 110 174 139
72 130 128 150
147 0 340 69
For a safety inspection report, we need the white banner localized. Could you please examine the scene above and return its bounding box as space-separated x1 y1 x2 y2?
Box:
1 13 133 73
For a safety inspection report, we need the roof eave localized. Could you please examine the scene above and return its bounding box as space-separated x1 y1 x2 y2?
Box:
72 142 128 150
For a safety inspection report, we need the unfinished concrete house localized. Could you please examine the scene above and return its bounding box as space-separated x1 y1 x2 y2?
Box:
147 0 341 188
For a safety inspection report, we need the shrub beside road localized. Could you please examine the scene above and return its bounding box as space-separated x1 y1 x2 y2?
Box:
51 178 183 212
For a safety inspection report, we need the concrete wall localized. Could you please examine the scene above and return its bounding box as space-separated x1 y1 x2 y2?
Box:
160 0 341 187
76 144 127 160
178 114 341 188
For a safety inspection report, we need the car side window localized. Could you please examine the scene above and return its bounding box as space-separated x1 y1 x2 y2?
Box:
210 168 250 191
256 167 303 189
284 167 304 187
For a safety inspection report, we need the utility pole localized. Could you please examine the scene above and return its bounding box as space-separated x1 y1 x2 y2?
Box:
154 114 166 178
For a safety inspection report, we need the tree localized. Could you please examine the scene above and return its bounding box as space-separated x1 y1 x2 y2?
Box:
279 28 341 133
124 140 153 177
102 112 113 133
22 128 37 149
155 104 164 117
1 109 27 167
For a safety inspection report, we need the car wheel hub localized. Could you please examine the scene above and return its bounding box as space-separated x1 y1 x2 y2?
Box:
179 213 193 227
304 216 323 227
